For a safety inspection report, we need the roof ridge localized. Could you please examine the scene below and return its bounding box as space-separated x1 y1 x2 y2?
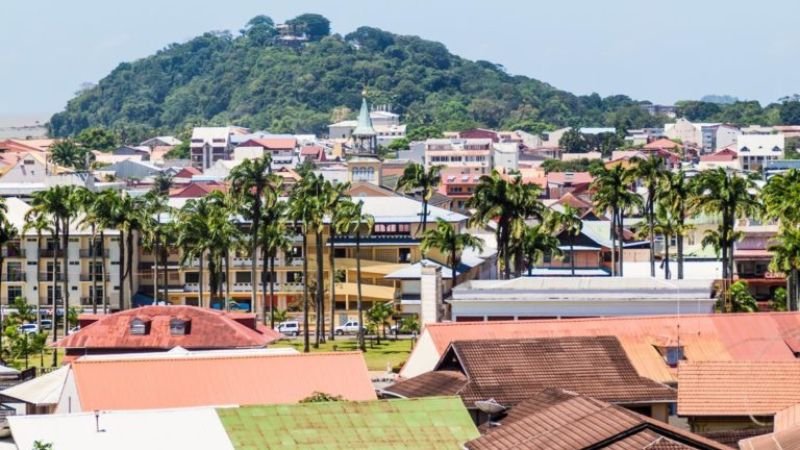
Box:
73 351 364 365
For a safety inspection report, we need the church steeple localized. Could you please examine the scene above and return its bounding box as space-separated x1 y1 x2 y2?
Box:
351 96 377 153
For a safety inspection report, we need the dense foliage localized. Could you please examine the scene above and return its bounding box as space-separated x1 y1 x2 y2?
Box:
51 14 670 138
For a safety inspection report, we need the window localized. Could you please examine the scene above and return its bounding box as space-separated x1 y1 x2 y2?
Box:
46 286 62 305
89 286 103 303
334 248 347 258
6 286 22 303
185 272 200 283
170 319 190 336
287 271 303 283
399 248 411 263
130 318 148 335
657 345 685 368
235 272 251 284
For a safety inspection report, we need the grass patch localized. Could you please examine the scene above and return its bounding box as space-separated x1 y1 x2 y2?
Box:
272 337 414 371
7 348 64 372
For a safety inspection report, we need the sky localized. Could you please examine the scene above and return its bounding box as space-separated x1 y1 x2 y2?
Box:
2 0 800 117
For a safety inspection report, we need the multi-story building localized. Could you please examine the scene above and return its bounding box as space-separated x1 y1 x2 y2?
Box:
424 138 493 173
700 124 740 154
737 133 785 171
734 223 783 306
1 198 125 311
190 126 249 170
439 168 481 213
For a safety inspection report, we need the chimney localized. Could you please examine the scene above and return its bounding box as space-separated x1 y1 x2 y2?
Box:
420 264 443 327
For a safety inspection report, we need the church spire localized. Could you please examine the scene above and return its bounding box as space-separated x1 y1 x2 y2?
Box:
352 96 377 153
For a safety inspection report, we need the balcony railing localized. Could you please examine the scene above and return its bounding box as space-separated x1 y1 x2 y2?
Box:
79 249 109 258
39 249 65 258
2 248 25 258
1 273 25 282
38 273 66 282
79 273 110 282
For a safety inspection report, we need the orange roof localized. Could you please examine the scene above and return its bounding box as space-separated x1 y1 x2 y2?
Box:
775 403 800 432
170 182 228 198
644 138 681 150
700 148 737 162
174 166 202 178
251 138 297 150
71 351 375 411
412 313 800 384
678 361 800 417
0 138 56 153
55 306 280 350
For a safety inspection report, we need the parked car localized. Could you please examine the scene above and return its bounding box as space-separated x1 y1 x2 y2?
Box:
18 324 38 334
276 321 300 337
40 319 53 330
334 321 364 336
68 326 80 335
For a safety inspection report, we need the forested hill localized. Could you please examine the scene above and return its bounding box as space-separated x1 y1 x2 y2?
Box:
48 13 774 140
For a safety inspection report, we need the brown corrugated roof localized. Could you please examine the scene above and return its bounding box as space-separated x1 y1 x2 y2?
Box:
465 389 730 450
413 313 800 384
699 428 771 447
72 351 376 411
678 361 800 417
381 370 467 398
55 306 280 351
390 336 676 407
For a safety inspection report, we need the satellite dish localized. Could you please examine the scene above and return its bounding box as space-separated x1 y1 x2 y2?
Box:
474 398 507 415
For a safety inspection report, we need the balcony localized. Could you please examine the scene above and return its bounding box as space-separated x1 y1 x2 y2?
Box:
38 273 66 282
232 257 254 267
79 249 109 258
39 249 65 258
79 273 110 282
2 248 25 258
1 273 25 282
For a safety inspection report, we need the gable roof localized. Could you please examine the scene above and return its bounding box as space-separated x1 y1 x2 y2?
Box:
71 351 375 411
240 137 297 150
678 361 800 417
54 305 280 351
645 138 682 150
170 181 228 198
218 397 479 449
700 148 738 162
388 337 676 407
464 389 730 450
404 313 800 383
739 425 800 450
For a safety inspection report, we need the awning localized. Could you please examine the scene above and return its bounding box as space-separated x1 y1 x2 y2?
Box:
0 365 69 405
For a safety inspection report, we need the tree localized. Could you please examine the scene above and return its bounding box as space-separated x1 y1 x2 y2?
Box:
780 100 800 125
661 170 693 279
258 203 291 328
722 281 758 313
243 15 276 45
769 227 800 311
651 203 681 279
22 211 52 322
591 165 641 276
140 192 171 304
367 302 394 344
692 168 760 308
420 218 484 282
76 127 118 151
228 155 277 317
286 13 330 41
299 392 343 403
632 156 667 277
468 171 545 279
517 224 562 276
323 181 352 340
559 128 589 153
396 163 443 236
335 200 374 351
773 287 788 312
387 138 410 151
50 139 90 170
546 206 582 276
0 216 15 355
178 197 215 308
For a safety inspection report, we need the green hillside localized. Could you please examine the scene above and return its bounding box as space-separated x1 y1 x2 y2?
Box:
47 14 685 139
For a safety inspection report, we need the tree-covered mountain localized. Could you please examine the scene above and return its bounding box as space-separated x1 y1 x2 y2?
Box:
48 14 796 140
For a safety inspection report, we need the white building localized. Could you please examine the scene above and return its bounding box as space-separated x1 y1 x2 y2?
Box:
328 110 407 147
445 277 715 322
492 142 519 172
189 126 249 170
424 138 493 173
737 133 785 171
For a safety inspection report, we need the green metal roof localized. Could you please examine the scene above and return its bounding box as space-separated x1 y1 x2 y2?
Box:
217 397 479 450
352 97 376 137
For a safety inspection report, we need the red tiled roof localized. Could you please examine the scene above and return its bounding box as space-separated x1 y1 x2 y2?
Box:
465 389 730 450
71 351 376 411
678 361 800 417
739 426 800 450
170 182 228 198
54 306 280 350
300 145 323 156
700 148 738 162
241 138 297 150
645 138 681 150
174 166 202 178
408 313 800 384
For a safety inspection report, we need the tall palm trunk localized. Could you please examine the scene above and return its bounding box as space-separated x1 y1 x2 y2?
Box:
269 254 276 328
162 245 168 304
62 218 70 338
250 221 259 317
36 231 42 326
0 253 5 357
51 222 60 366
315 232 324 347
664 234 671 279
154 227 160 304
91 224 98 314
610 207 618 276
356 229 365 352
100 231 108 314
570 234 576 276
677 229 685 280
119 230 125 311
451 234 458 284
302 233 310 353
648 200 655 278
329 229 337 341
224 250 231 310
198 253 204 308
500 223 511 279
618 210 625 277
126 231 134 309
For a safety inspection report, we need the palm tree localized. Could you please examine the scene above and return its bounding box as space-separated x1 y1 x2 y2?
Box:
335 200 374 352
420 218 484 283
691 168 760 304
140 192 171 304
516 224 562 276
50 140 88 170
633 156 666 277
89 190 119 314
396 163 444 236
205 191 242 308
762 169 800 310
0 218 18 358
258 202 290 328
178 197 214 308
769 227 800 311
322 180 351 340
468 170 544 279
228 155 276 314
152 172 174 195
591 165 641 276
547 206 582 276
22 212 52 324
661 170 692 279
652 204 681 279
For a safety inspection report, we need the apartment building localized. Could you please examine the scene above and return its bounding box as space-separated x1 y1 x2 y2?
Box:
737 133 785 171
1 198 125 311
190 126 249 170
424 138 493 174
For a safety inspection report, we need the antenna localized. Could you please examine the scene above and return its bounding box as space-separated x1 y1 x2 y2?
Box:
95 410 106 433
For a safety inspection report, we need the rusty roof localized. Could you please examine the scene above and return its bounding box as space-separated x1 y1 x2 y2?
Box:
72 351 376 411
382 370 467 398
389 336 676 407
55 306 281 350
218 397 479 449
464 389 730 450
410 313 800 384
678 361 800 417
